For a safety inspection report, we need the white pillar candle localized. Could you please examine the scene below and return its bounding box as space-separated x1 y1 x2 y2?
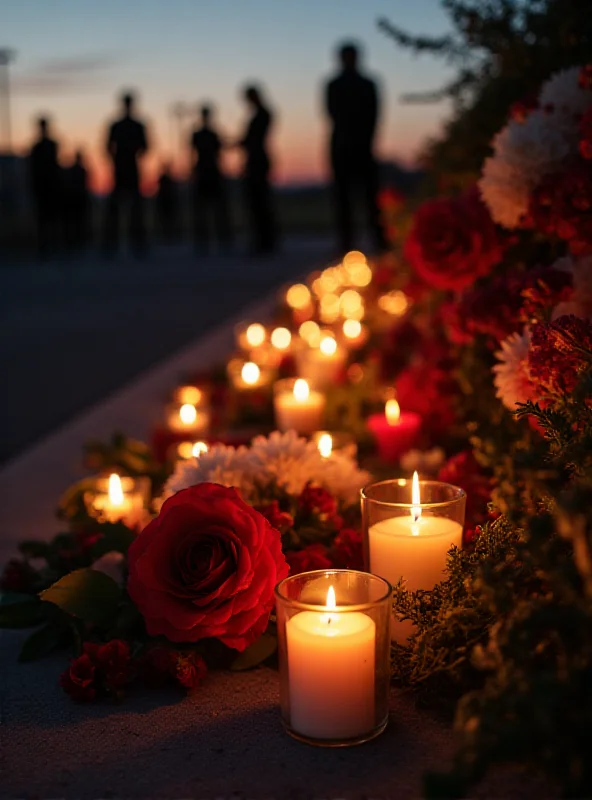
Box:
274 379 325 435
286 587 376 741
367 472 463 641
166 402 210 435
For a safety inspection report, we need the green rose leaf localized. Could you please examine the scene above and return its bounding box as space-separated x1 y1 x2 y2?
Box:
19 624 61 662
0 599 44 628
40 568 121 624
230 631 277 671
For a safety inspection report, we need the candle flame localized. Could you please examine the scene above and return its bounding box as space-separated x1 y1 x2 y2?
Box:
326 585 336 611
241 361 260 385
385 398 401 426
411 470 422 523
192 441 208 457
320 335 337 356
293 379 309 401
271 327 292 350
318 433 333 458
179 403 197 425
108 473 124 507
246 323 266 347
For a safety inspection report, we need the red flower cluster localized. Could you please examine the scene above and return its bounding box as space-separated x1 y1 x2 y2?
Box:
254 501 294 533
530 164 592 254
404 187 503 292
127 483 288 651
60 640 133 702
138 646 207 692
286 544 332 575
438 450 491 528
579 108 592 160
297 484 342 528
528 315 592 397
331 528 364 570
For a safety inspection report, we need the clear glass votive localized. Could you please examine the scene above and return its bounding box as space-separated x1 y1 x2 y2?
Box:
362 479 466 640
273 378 326 435
275 569 392 747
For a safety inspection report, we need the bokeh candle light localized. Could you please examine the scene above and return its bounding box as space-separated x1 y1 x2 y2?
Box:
88 473 146 528
367 398 421 462
274 378 325 435
166 401 210 435
296 334 347 390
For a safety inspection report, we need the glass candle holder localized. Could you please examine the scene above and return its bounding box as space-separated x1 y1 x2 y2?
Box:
362 478 466 642
275 569 392 747
273 378 326 435
86 473 150 529
165 401 210 435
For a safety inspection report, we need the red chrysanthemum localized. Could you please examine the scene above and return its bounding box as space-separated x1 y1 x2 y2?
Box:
530 164 592 253
528 314 592 397
404 186 504 292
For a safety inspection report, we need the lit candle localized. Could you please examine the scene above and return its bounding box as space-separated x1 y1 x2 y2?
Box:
166 402 210 435
236 322 267 351
89 473 146 528
367 473 463 641
317 432 333 458
274 378 325 435
341 318 369 349
176 440 209 460
367 399 421 462
227 358 273 390
286 586 376 741
296 335 347 390
311 430 357 458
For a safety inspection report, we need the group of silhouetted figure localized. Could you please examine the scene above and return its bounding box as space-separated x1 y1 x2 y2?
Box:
28 42 387 260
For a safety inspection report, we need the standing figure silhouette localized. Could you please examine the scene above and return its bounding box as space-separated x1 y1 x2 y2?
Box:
190 104 232 254
238 85 277 255
155 162 178 244
63 150 90 251
325 42 386 254
29 117 60 259
103 91 148 257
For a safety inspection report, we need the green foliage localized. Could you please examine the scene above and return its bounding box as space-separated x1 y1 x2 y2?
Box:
40 568 121 625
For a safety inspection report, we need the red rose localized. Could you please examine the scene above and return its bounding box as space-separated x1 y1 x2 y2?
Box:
286 544 332 575
94 640 133 692
404 186 503 292
332 528 364 570
127 483 288 651
255 501 294 533
60 653 97 702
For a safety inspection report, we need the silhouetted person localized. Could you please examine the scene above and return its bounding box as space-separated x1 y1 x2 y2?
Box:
103 91 148 256
29 117 60 258
63 150 90 251
190 104 232 253
155 162 178 243
325 42 386 254
239 85 277 255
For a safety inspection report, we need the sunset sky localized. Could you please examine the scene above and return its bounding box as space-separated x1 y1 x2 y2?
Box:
6 0 456 191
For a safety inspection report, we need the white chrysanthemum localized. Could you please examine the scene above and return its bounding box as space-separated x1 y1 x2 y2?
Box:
493 328 533 410
480 110 574 228
250 430 370 506
161 430 370 509
539 67 591 122
164 443 255 499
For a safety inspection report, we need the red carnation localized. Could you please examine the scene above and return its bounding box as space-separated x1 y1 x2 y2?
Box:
60 653 98 702
298 483 342 528
254 501 294 533
286 544 332 575
404 186 503 292
127 483 288 651
331 528 364 570
528 315 592 397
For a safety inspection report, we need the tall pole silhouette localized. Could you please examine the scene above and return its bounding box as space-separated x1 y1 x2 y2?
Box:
0 48 15 154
